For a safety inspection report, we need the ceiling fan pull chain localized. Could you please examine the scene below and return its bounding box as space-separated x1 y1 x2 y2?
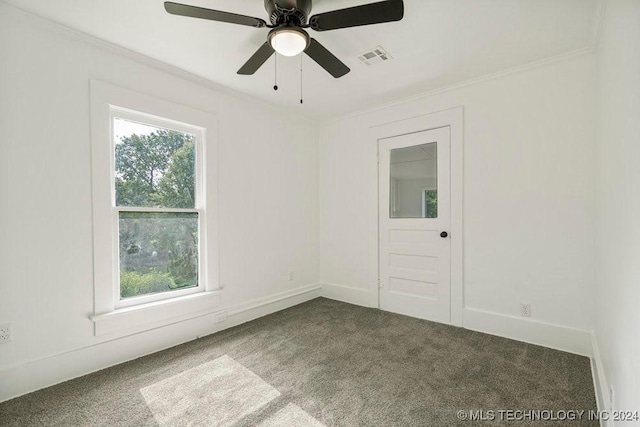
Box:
300 55 304 105
273 42 279 91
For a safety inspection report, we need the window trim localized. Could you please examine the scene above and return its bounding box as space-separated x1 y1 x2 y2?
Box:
90 80 220 335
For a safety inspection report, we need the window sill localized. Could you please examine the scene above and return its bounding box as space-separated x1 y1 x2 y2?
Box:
90 290 222 337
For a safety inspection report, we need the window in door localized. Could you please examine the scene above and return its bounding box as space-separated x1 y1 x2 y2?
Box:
389 142 438 219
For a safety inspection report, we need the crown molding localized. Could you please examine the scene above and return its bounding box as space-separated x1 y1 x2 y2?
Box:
320 0 607 125
0 1 319 125
0 0 605 126
321 47 593 125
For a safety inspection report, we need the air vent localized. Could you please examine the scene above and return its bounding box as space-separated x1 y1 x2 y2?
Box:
355 46 392 66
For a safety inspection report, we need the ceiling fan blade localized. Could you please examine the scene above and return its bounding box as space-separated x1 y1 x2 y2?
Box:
309 0 404 32
237 42 275 75
304 38 350 78
164 2 267 28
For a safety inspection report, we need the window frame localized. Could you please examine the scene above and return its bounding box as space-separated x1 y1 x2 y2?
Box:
110 108 206 308
90 80 220 336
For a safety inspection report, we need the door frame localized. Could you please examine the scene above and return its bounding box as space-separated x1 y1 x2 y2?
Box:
367 107 464 327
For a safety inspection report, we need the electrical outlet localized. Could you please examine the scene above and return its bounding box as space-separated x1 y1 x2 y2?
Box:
214 312 228 324
520 303 532 317
288 270 294 281
0 323 12 344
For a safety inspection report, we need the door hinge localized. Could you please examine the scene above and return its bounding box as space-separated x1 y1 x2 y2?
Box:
377 279 383 289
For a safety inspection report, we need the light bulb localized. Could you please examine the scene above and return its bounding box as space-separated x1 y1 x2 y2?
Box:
270 28 309 57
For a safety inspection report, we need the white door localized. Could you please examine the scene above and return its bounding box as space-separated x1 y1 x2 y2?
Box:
378 127 451 324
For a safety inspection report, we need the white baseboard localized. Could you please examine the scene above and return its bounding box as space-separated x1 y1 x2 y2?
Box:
319 287 595 358
226 284 322 322
2 289 599 407
590 331 610 426
463 308 593 357
0 284 321 403
320 282 374 307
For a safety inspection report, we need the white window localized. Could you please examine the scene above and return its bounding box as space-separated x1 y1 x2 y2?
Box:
90 81 220 336
112 112 204 307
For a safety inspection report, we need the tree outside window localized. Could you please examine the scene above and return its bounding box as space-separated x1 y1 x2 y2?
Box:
114 119 199 300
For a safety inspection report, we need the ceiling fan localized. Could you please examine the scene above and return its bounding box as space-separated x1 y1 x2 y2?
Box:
164 0 404 78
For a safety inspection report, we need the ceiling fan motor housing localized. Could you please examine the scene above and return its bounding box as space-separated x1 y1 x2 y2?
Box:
264 0 312 26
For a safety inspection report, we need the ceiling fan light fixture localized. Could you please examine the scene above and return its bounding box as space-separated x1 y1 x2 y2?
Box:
269 27 309 57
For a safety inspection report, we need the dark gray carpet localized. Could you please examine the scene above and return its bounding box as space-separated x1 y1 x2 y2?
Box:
0 298 597 426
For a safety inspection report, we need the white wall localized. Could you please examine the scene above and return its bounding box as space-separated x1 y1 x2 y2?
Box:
594 0 640 415
319 54 597 348
0 5 319 401
2 0 633 409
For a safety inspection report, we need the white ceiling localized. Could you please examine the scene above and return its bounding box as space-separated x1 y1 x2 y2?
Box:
4 0 600 120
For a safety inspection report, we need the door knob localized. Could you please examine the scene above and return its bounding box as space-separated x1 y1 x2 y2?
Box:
440 231 449 238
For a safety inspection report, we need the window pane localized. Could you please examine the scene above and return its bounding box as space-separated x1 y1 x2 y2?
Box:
119 212 198 299
423 190 438 219
113 118 196 209
389 143 438 218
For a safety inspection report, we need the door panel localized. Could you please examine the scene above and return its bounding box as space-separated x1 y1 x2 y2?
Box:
379 127 451 324
388 277 437 299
